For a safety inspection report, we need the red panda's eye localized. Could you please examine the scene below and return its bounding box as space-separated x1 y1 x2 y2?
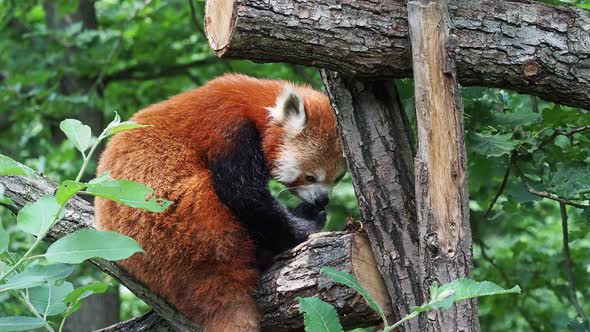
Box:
305 175 317 183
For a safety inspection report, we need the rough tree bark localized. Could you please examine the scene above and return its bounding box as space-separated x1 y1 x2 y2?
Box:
205 0 590 109
407 0 477 330
0 171 389 331
320 73 422 331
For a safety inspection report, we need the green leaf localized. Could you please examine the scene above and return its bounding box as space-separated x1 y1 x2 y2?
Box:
0 219 8 255
60 119 92 154
554 135 571 149
64 282 109 303
55 180 87 205
320 267 386 323
427 278 520 311
29 282 74 316
44 229 143 264
103 112 149 137
0 154 33 177
0 316 47 331
86 176 173 212
547 164 590 197
297 297 344 332
505 179 542 204
411 285 456 313
17 195 63 236
63 301 82 317
411 279 520 313
106 121 150 137
0 264 74 292
469 132 518 158
88 172 112 185
582 208 590 224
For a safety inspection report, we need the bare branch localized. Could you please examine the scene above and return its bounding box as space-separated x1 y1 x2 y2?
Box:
483 162 511 218
559 203 588 321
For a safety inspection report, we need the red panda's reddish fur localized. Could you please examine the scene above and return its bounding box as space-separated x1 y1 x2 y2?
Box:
95 74 336 331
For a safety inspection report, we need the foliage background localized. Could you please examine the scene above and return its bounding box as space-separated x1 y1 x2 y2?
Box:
0 0 589 331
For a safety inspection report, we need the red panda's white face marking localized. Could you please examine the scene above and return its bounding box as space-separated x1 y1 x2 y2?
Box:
269 85 346 207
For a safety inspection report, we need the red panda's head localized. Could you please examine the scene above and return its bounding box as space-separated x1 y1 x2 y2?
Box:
266 85 346 208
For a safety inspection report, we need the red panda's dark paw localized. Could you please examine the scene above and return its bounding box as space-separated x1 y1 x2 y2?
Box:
288 202 327 242
289 201 326 225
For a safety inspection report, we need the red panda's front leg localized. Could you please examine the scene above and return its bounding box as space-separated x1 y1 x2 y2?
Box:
209 121 326 269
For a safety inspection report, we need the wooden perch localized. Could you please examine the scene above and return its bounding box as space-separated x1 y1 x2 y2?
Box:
205 0 590 109
0 173 390 332
407 0 477 330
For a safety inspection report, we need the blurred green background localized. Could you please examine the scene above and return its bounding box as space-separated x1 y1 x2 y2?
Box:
1 0 589 331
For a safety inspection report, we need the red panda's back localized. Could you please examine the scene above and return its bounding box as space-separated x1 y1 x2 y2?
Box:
94 76 268 325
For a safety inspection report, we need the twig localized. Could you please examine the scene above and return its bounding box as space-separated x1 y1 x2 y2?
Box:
483 162 511 218
538 125 590 150
560 203 588 321
527 189 588 209
512 165 589 209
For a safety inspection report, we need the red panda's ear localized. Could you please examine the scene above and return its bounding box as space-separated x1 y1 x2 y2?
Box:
267 85 306 130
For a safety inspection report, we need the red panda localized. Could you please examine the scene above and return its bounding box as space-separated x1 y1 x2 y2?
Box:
95 74 346 331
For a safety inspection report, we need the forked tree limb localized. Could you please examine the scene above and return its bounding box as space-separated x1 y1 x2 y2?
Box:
205 0 590 109
0 172 390 331
407 0 477 330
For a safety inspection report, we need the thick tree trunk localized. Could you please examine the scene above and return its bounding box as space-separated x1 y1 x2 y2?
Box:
321 73 422 331
0 172 389 332
205 0 590 109
407 1 478 330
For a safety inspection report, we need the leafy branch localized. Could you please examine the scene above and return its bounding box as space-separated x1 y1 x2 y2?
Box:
513 165 588 209
0 114 171 332
298 267 520 332
538 124 590 150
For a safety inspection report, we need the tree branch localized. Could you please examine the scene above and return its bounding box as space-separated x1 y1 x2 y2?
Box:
205 0 590 109
560 203 588 322
512 164 589 209
539 124 590 150
0 170 389 332
483 162 511 218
